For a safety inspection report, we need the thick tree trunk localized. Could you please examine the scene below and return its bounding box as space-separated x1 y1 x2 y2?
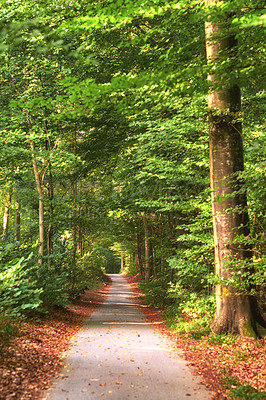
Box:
205 0 265 336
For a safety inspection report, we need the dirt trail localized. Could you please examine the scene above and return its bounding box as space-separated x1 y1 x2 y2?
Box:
43 274 212 400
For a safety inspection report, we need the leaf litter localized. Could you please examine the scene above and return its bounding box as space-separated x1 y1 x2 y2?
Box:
125 275 266 400
0 277 111 400
1 274 265 400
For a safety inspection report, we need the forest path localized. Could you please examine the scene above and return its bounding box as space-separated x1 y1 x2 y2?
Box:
43 274 212 400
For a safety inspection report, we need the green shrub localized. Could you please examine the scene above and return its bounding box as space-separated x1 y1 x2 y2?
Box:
38 263 69 307
0 253 42 315
68 246 105 298
230 385 266 400
163 293 215 338
0 253 43 344
139 276 171 308
167 285 215 320
208 334 237 345
181 294 215 320
221 375 266 400
167 282 190 306
167 256 212 294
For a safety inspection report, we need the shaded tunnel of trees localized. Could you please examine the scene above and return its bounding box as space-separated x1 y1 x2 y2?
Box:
0 0 265 340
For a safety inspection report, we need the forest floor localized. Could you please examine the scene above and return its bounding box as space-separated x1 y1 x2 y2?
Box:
0 274 265 400
125 275 266 400
0 276 112 400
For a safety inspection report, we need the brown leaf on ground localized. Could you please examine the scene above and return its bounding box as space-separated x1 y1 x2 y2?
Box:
0 277 111 400
124 275 266 400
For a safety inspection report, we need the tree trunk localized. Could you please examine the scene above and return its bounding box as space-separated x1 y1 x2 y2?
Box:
78 224 84 257
31 141 44 265
143 213 151 281
205 0 265 336
121 254 124 271
46 141 54 266
14 193 20 242
72 180 78 288
2 190 11 240
136 232 144 279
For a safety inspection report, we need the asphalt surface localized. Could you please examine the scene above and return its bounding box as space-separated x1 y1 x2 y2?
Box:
43 274 212 400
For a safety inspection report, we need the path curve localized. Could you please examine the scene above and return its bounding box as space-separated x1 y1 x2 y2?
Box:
44 275 212 400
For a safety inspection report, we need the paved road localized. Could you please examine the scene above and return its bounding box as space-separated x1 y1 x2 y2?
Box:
43 275 211 400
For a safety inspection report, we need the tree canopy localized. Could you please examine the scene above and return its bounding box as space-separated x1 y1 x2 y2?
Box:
0 0 265 340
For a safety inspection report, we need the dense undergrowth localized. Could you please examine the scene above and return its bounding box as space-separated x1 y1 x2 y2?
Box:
0 241 118 345
139 273 215 339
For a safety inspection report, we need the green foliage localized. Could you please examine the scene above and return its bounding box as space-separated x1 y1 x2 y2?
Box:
0 0 265 344
38 263 69 307
0 253 42 315
139 275 171 308
166 311 212 339
208 334 237 345
102 248 121 274
230 385 266 400
165 294 215 338
0 250 42 343
139 270 216 339
180 294 215 322
218 256 266 297
168 256 213 296
221 375 266 400
69 246 105 298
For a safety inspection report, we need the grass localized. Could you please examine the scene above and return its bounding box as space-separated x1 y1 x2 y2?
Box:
208 334 237 345
221 375 266 400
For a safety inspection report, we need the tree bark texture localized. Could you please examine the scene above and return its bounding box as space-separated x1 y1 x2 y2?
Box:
78 225 84 257
121 255 124 271
136 233 144 279
143 213 151 281
15 195 21 242
72 180 78 287
31 141 44 265
46 141 54 265
205 0 265 336
2 191 11 239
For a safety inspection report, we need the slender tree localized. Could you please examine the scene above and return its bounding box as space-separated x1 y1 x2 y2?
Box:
2 189 11 239
31 141 45 264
